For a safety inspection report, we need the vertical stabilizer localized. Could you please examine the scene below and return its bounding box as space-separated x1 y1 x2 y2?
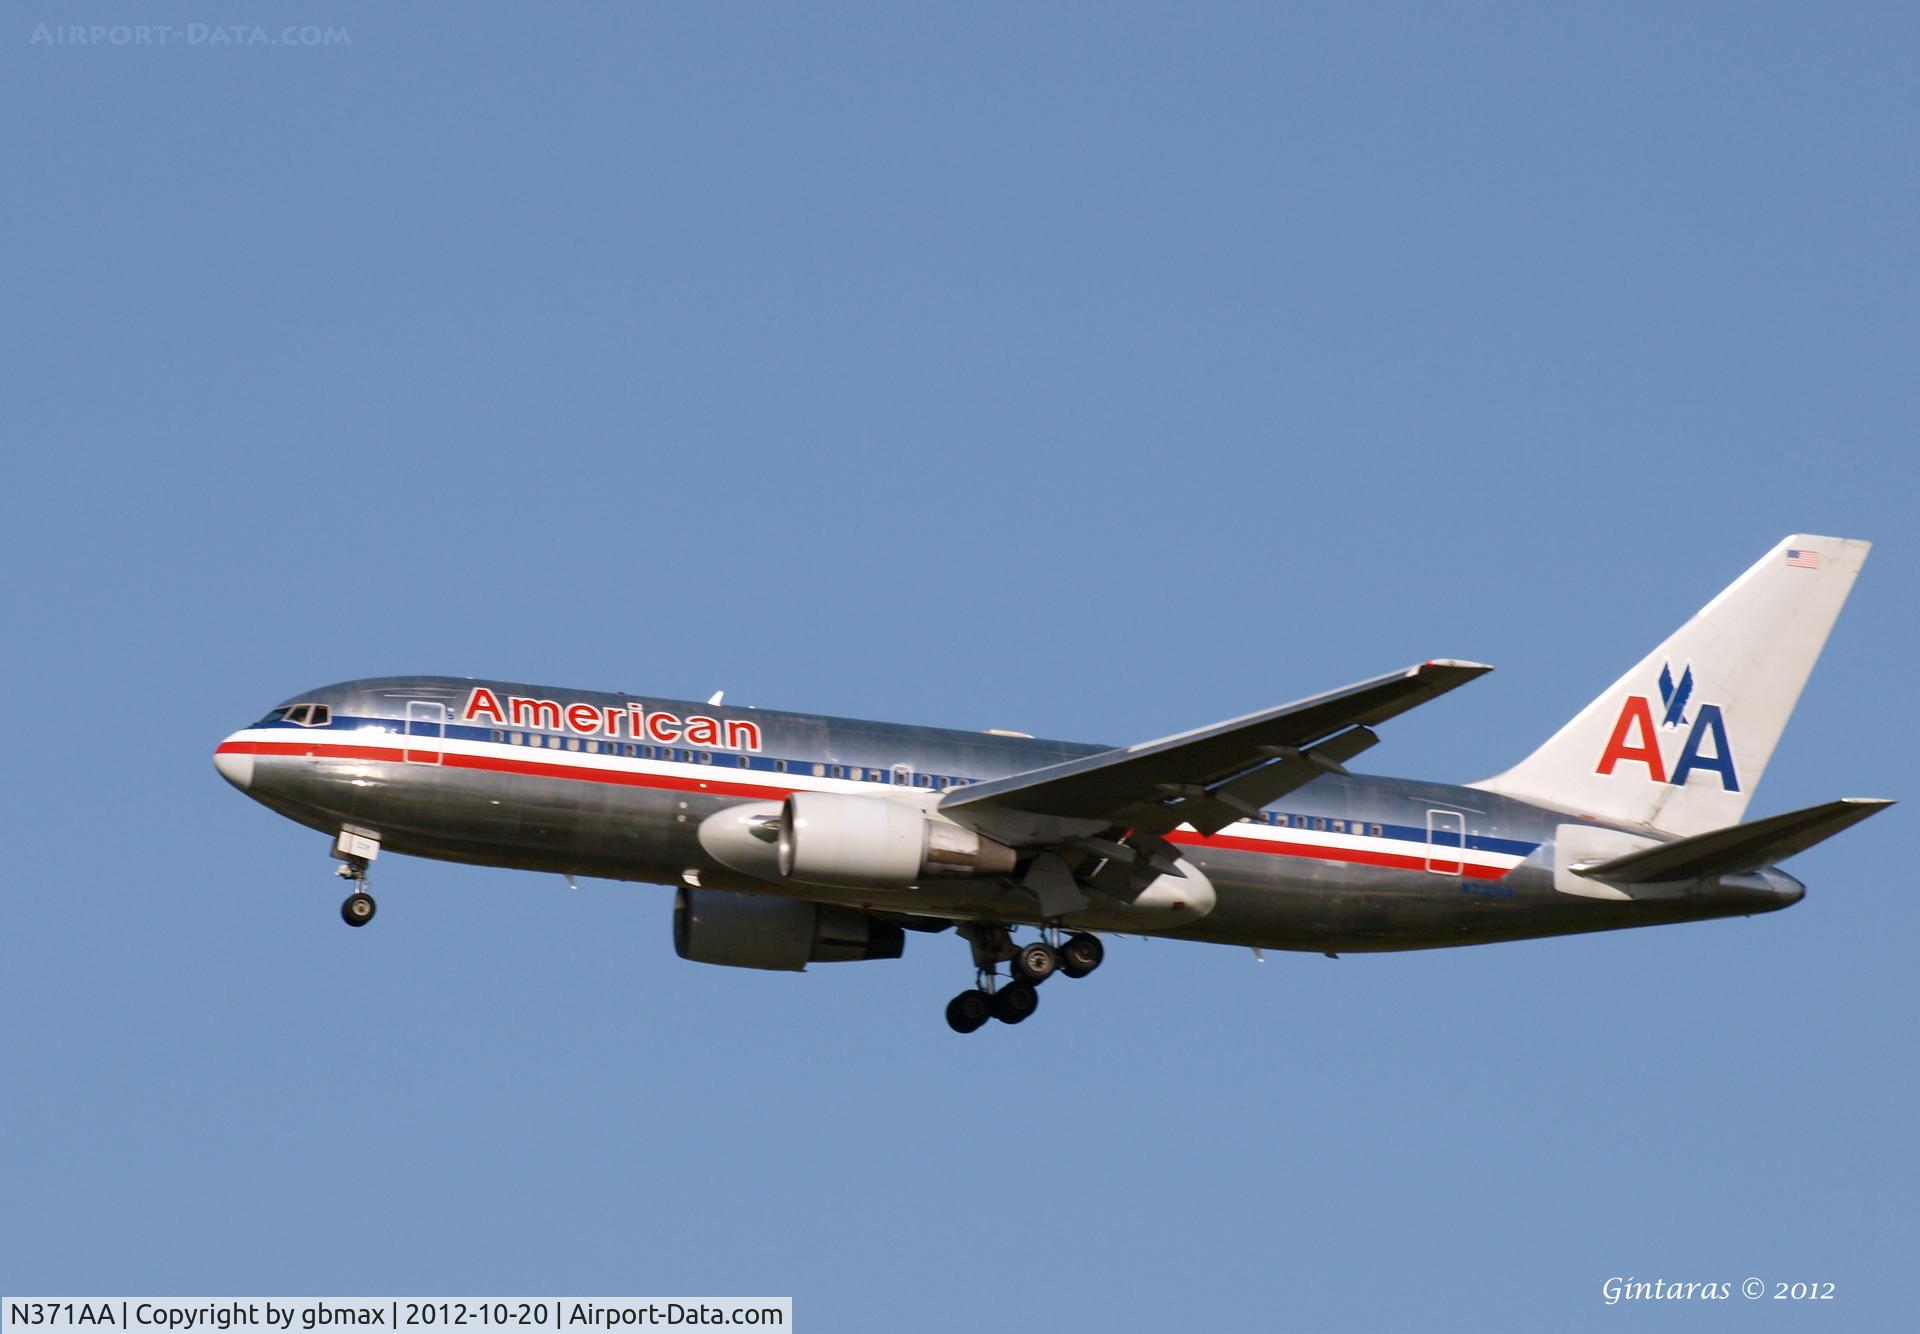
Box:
1473 536 1869 837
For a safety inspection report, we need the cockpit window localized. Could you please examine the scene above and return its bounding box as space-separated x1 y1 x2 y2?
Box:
265 703 332 727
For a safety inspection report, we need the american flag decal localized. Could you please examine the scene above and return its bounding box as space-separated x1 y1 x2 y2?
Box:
1786 548 1820 570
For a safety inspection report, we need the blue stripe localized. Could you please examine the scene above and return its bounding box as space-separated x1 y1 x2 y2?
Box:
1378 822 1538 858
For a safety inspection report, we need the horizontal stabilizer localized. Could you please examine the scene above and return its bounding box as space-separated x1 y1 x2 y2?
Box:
1573 797 1893 884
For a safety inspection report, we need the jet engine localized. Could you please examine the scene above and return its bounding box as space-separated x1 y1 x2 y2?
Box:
778 792 1017 889
698 794 1017 891
672 886 905 971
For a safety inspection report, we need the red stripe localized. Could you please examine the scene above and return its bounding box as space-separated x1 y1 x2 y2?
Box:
219 738 796 802
1171 829 1508 880
216 739 1515 879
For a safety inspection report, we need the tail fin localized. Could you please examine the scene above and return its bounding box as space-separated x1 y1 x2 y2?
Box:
1474 535 1871 837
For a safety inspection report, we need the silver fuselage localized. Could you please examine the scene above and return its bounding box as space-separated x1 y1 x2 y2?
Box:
214 675 1803 951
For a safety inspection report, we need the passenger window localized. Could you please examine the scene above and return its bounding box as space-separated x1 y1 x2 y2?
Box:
894 765 910 785
510 732 524 745
699 752 713 764
491 730 504 743
1371 824 1383 836
915 774 931 788
1331 819 1345 833
775 759 788 773
585 740 599 754
812 763 826 777
567 738 580 752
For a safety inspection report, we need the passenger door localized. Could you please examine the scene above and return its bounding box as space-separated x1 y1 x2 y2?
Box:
1426 808 1465 875
404 700 445 765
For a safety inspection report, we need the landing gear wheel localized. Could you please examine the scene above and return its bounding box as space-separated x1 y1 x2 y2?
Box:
341 891 377 927
945 989 992 1034
1060 932 1104 978
990 981 1039 1024
1013 940 1060 985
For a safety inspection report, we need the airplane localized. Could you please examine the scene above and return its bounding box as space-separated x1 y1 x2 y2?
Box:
214 534 1890 1033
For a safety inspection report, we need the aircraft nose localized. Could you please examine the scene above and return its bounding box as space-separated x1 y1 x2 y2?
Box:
213 735 254 791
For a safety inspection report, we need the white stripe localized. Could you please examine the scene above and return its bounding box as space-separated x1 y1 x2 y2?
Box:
1211 817 1531 872
236 728 1533 870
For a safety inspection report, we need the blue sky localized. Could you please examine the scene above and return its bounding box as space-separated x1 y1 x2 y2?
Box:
2 4 1914 1329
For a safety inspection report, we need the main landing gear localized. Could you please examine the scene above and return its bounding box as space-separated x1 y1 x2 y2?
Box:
332 829 381 927
945 924 1104 1034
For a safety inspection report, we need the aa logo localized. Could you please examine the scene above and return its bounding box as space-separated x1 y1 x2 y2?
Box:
1594 661 1739 790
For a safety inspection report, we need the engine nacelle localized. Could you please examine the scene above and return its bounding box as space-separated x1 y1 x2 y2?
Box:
777 792 1017 889
672 887 905 971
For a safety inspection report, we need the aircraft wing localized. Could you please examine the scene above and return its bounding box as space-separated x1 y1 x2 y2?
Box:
941 660 1492 842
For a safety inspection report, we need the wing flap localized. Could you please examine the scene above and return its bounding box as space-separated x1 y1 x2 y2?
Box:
1172 726 1380 836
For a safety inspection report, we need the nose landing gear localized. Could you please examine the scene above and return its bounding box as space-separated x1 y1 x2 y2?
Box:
944 925 1104 1033
340 887 377 926
332 829 381 928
